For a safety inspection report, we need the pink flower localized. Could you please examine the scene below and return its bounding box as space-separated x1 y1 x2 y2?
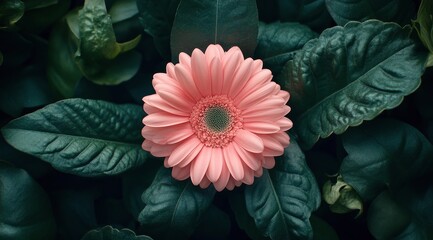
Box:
142 44 292 191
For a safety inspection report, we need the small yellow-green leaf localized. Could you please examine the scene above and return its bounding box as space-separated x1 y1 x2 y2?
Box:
413 0 433 54
323 176 363 217
118 34 142 53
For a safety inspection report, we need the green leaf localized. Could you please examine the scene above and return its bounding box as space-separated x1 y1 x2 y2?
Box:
24 0 57 10
276 0 333 31
81 226 153 240
340 119 433 201
394 222 433 240
138 167 215 240
245 139 321 240
192 205 231 240
109 0 139 23
0 163 56 240
255 21 318 75
229 190 268 240
137 0 180 59
367 190 412 240
0 65 54 116
1 98 147 177
170 0 258 61
280 20 427 149
0 0 24 27
75 0 142 85
47 17 82 98
325 0 415 26
413 0 433 55
322 176 363 216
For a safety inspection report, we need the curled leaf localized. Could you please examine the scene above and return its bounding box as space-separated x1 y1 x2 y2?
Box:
323 175 363 217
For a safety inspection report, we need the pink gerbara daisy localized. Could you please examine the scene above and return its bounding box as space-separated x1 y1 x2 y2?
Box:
142 44 292 191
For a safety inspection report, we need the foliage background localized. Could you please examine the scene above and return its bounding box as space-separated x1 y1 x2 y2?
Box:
0 0 433 239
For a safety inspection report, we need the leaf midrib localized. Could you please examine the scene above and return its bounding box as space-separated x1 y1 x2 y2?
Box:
265 171 290 238
2 127 141 148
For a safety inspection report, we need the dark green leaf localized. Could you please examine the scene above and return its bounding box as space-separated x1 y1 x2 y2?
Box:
75 0 141 85
367 190 412 240
16 0 70 34
47 17 82 98
229 190 268 240
0 0 24 27
109 0 139 23
280 20 427 149
170 0 258 61
81 226 153 240
310 216 339 240
245 139 321 240
326 0 415 26
276 0 333 31
122 159 162 219
0 163 56 240
24 0 57 10
413 0 433 56
255 21 318 75
138 167 215 240
0 65 54 116
192 205 231 240
1 98 147 176
340 119 433 201
394 222 433 240
137 0 180 59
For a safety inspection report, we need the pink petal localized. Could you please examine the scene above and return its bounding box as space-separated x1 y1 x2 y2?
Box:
167 136 201 166
233 129 264 153
141 139 152 151
243 106 290 122
260 135 285 157
191 49 211 96
273 131 291 147
241 97 285 116
263 157 276 169
150 142 177 157
242 163 254 185
199 177 211 189
210 57 223 95
229 58 253 98
190 146 212 185
243 122 280 134
174 64 201 101
222 51 243 94
142 113 189 127
143 95 189 116
237 82 276 110
179 52 192 70
254 167 263 177
166 62 176 78
141 123 192 144
152 73 178 88
205 44 224 64
143 104 158 114
213 162 230 191
226 178 235 190
172 166 190 180
235 69 272 101
252 59 263 74
233 142 261 171
278 90 290 103
206 148 223 182
223 143 244 181
277 117 293 131
178 143 204 168
156 85 194 111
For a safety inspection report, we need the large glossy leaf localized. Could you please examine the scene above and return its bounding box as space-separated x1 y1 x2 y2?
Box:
245 139 321 240
255 21 317 75
138 167 215 240
276 0 333 31
325 0 414 26
280 20 427 149
0 163 56 240
340 119 433 201
47 17 82 98
75 0 142 85
170 0 258 60
81 226 153 240
0 0 24 27
1 98 147 176
137 0 180 59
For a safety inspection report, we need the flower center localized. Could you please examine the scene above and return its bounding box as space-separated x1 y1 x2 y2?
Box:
204 107 230 132
190 95 242 147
